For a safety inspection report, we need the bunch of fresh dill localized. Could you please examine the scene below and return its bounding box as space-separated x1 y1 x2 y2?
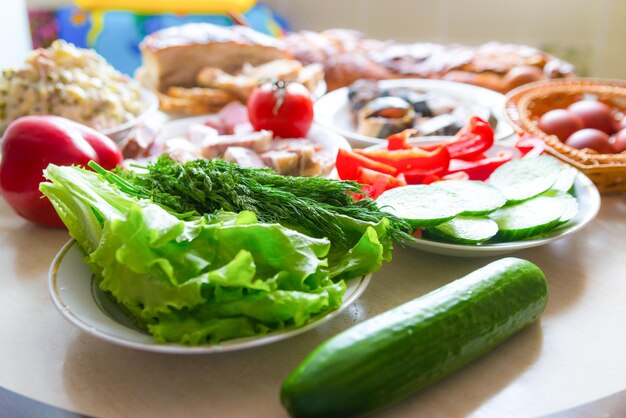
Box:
92 157 412 248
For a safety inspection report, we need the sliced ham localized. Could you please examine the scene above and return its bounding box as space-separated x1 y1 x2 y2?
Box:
200 130 273 159
223 146 268 169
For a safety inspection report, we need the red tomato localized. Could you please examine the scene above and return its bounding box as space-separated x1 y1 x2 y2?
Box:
247 81 314 138
565 128 612 154
612 128 626 153
538 109 584 142
567 100 616 135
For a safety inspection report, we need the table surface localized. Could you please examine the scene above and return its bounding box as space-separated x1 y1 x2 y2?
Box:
1 194 625 418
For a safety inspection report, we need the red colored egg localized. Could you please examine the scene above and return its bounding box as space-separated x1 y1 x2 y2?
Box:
611 128 626 153
565 128 612 154
538 109 585 142
567 100 616 135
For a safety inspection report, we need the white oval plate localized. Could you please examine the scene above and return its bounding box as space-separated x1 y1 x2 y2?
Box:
49 241 371 354
314 78 515 148
363 140 600 257
149 116 350 178
404 171 600 257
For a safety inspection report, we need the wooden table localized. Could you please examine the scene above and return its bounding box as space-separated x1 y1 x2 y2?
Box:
0 194 625 418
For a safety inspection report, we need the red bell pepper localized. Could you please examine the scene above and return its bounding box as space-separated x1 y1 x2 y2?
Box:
447 116 494 159
355 145 450 173
336 148 397 181
0 115 124 228
516 135 546 158
402 166 448 184
387 129 416 150
356 167 406 199
420 116 494 160
446 151 513 181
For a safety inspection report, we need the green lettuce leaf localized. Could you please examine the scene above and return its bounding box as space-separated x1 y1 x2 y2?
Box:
41 165 381 345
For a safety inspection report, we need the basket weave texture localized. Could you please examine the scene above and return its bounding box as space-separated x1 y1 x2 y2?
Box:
505 78 626 193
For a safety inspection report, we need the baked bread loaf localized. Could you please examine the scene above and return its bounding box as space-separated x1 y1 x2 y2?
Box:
138 23 289 92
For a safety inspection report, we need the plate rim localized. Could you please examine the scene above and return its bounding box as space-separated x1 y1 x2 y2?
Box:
48 240 371 354
314 78 515 146
361 138 600 256
403 170 600 256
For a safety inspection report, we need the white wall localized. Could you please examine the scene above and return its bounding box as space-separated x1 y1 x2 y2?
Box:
24 0 626 78
0 0 32 69
265 0 626 79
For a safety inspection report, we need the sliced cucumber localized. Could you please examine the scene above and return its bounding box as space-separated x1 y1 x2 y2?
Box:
550 166 577 194
376 185 464 228
488 156 562 203
556 193 579 224
424 216 499 244
434 180 506 215
489 195 566 241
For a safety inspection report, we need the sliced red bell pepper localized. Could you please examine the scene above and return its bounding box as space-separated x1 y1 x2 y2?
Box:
402 166 448 184
336 148 398 181
441 171 470 181
420 116 494 160
446 151 513 181
516 135 546 158
355 145 450 173
356 167 406 199
447 116 494 159
387 129 416 150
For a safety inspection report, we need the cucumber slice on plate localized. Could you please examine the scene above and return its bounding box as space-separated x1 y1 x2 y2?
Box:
489 194 569 241
424 216 499 244
488 156 563 203
550 166 578 194
434 180 506 215
376 185 464 228
556 193 579 223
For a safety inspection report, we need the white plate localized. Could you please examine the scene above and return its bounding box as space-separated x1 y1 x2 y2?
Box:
404 171 600 257
48 241 371 354
314 78 515 148
101 87 159 144
155 115 350 172
363 139 600 257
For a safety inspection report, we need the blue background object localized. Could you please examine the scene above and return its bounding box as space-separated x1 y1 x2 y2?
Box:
56 3 288 75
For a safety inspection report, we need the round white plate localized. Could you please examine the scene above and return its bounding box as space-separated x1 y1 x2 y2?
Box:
314 78 515 148
154 115 350 171
48 241 371 354
101 87 159 144
363 139 600 257
404 170 600 257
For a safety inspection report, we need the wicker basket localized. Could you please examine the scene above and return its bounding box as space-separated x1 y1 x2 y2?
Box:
505 78 626 193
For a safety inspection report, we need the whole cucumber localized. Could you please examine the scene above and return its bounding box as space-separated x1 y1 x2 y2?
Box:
281 257 548 418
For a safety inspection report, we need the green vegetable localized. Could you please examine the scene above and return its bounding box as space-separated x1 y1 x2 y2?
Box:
434 180 506 215
41 164 388 344
101 156 413 258
487 155 562 203
281 258 548 418
424 216 499 244
376 185 464 228
488 194 574 241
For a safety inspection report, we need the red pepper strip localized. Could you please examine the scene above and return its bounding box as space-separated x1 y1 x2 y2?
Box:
420 116 494 160
441 171 470 181
446 116 494 160
336 148 398 180
355 145 450 173
516 135 546 158
356 167 407 199
402 166 448 184
446 151 513 181
387 129 416 150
